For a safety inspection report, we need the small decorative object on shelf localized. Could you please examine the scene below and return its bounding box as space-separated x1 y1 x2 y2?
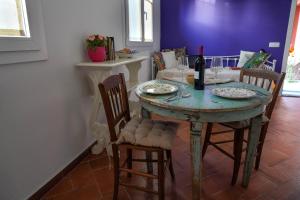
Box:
86 34 107 62
116 48 136 58
106 37 116 60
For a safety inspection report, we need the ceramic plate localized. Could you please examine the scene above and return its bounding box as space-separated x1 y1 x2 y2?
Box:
211 87 256 99
205 78 232 85
141 81 178 95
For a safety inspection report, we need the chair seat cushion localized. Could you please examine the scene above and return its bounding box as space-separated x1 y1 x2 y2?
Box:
116 117 178 150
221 115 269 129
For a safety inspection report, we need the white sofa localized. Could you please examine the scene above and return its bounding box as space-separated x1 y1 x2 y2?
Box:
156 67 242 83
152 53 277 83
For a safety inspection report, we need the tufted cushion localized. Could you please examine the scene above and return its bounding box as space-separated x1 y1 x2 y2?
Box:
116 117 178 150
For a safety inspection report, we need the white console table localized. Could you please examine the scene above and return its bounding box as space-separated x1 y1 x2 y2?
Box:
77 56 148 154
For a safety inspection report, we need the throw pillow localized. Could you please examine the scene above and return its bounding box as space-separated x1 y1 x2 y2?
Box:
162 47 186 59
243 51 271 69
153 52 166 71
162 51 177 69
237 50 255 67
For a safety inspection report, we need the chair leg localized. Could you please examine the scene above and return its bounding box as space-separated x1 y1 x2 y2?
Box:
255 122 269 170
112 145 120 200
146 151 153 174
231 128 244 185
202 122 213 158
158 150 165 200
127 148 132 177
166 150 175 181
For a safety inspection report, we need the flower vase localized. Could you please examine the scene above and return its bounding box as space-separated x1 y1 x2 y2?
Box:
87 47 106 62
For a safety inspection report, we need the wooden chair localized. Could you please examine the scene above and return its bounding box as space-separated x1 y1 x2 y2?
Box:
202 68 286 185
99 73 177 200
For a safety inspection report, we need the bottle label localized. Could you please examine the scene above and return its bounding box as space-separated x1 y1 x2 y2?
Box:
194 72 199 79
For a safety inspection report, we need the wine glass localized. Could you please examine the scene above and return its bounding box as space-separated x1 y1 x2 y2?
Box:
177 56 190 97
210 57 224 79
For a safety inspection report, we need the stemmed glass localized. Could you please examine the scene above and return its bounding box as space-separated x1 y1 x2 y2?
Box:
177 56 190 97
210 57 224 79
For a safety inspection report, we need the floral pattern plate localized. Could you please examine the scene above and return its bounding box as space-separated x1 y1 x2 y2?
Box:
140 81 178 95
211 87 256 99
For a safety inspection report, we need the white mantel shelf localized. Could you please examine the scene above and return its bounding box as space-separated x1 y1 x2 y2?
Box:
76 56 148 70
77 56 148 155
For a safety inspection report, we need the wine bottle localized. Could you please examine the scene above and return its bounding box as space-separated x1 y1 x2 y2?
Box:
194 46 205 90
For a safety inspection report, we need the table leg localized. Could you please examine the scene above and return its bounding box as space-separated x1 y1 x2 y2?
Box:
87 71 111 155
125 61 141 85
190 121 203 200
141 106 151 119
242 114 263 187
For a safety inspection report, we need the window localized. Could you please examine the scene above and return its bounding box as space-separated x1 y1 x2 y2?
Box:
0 0 48 65
144 0 153 42
0 0 30 37
126 0 154 45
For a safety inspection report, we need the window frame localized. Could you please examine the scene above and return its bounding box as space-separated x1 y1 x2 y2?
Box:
0 0 48 65
125 0 154 47
0 0 30 37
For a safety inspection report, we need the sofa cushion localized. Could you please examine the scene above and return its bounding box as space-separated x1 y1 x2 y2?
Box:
156 67 194 79
153 52 166 71
243 51 271 69
156 68 241 83
162 51 178 69
116 117 178 150
162 47 186 59
237 50 255 67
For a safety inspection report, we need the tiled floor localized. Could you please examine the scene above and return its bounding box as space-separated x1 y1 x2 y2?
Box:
42 97 300 200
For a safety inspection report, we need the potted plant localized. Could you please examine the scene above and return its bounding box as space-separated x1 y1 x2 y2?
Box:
86 34 107 62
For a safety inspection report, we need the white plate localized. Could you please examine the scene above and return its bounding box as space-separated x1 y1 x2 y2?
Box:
211 87 256 99
205 78 232 85
141 82 178 95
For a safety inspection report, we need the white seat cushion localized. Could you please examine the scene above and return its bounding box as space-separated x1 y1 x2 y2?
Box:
116 117 178 150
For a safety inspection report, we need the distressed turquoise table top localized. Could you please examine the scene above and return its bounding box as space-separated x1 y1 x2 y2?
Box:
136 80 272 113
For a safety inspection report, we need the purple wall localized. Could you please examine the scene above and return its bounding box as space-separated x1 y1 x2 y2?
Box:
161 0 292 72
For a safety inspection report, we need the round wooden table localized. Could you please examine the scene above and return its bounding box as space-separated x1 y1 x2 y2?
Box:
136 80 272 200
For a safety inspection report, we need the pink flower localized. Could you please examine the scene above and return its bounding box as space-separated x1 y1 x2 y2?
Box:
88 35 95 41
98 35 105 40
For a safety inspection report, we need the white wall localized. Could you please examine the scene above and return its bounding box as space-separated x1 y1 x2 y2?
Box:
0 0 160 199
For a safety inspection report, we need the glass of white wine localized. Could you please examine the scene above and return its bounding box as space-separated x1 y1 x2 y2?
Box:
177 56 190 98
210 57 224 79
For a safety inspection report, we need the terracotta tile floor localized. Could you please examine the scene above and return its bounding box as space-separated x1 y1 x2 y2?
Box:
42 97 300 200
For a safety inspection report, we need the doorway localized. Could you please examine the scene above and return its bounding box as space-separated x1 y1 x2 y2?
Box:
282 0 300 96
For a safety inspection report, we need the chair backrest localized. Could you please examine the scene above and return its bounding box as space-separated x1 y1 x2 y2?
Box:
239 68 286 119
99 73 131 142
